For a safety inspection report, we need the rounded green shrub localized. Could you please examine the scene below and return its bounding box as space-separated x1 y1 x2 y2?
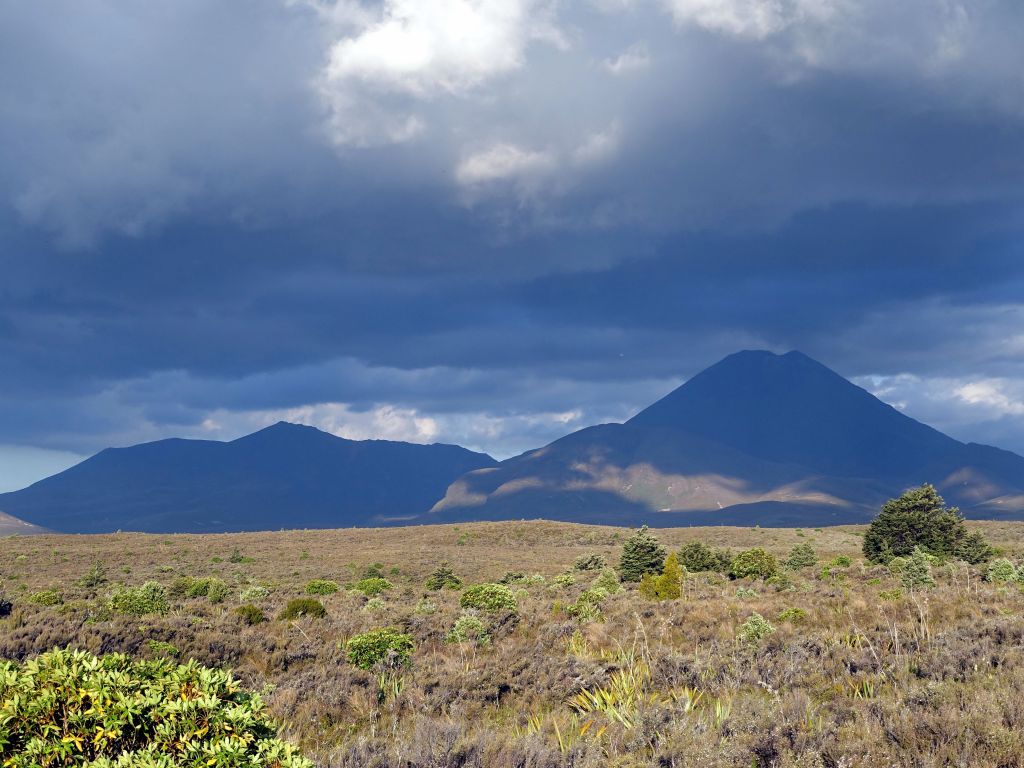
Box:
236 603 266 625
778 607 807 624
305 579 340 595
0 648 311 766
679 541 732 573
28 589 62 607
445 614 490 645
592 567 621 594
111 582 169 616
986 558 1018 584
730 548 779 580
353 577 393 596
573 553 606 571
278 598 327 620
785 542 817 570
737 612 775 645
460 583 517 612
241 584 271 602
346 628 414 670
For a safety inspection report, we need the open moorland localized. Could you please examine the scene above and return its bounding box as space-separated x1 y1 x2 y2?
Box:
4 519 1024 767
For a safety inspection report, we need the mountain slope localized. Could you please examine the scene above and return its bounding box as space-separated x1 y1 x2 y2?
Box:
431 351 1024 525
0 422 496 533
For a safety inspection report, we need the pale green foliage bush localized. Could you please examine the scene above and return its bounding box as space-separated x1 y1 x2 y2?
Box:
445 614 490 645
738 612 775 645
986 558 1019 584
353 577 393 596
28 589 62 606
414 598 437 615
573 553 606 571
241 584 271 602
111 582 169 616
305 579 340 595
0 648 311 767
460 583 517 612
778 607 807 624
363 597 386 612
592 567 621 594
346 628 414 670
639 552 684 600
901 546 936 591
552 572 576 588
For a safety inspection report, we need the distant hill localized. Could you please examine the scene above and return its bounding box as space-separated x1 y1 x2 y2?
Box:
0 511 47 536
430 350 1024 526
0 422 496 533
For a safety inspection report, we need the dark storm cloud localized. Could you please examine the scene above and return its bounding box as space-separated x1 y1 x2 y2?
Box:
2 0 1024 475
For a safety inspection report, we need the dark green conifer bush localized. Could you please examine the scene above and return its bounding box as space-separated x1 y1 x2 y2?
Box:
278 598 327 620
863 484 993 564
619 525 667 582
425 561 463 590
785 542 817 570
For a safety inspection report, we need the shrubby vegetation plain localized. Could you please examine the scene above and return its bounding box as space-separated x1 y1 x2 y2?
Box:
3 515 1024 766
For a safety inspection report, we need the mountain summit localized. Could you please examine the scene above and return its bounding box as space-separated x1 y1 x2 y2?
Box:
0 423 496 533
430 350 1024 526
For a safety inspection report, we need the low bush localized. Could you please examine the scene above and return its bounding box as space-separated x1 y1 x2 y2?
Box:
986 558 1018 584
445 614 490 645
738 612 775 645
573 553 607 571
778 607 807 624
363 597 386 612
77 560 108 589
460 583 517 612
425 561 463 590
679 541 732 573
278 598 327 620
240 584 271 601
346 628 415 670
785 542 817 570
592 567 621 594
353 577 393 596
0 648 311 766
236 603 266 625
305 578 340 595
730 548 779 580
901 546 936 591
551 572 576 588
28 589 62 606
111 582 169 616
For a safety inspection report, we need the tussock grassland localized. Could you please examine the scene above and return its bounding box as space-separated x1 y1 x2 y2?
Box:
2 520 1024 767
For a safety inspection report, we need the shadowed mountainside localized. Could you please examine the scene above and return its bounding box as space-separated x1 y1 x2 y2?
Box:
0 422 495 533
430 351 1024 525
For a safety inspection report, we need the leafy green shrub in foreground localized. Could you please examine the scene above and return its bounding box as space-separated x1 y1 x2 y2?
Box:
592 567 621 594
28 588 62 606
445 614 490 645
305 578 340 595
986 558 1019 584
0 648 311 767
110 581 169 616
346 628 415 670
460 583 517 612
278 598 327 620
730 548 779 580
738 612 776 645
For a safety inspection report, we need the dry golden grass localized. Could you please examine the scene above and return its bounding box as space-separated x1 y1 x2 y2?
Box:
2 519 1023 767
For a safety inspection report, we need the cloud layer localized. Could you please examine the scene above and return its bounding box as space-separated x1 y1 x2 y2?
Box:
1 0 1023 487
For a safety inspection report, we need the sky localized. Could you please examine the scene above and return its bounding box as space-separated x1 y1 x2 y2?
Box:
1 0 1024 492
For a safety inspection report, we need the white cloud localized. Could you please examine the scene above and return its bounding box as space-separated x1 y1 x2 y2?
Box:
661 0 802 39
603 42 650 74
455 143 557 185
954 380 1024 416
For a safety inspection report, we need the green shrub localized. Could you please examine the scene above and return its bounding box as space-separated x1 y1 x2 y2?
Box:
900 546 936 591
28 589 62 606
363 597 386 612
205 578 230 604
174 576 230 603
619 525 667 582
640 552 684 600
737 612 775 645
236 604 266 625
735 587 757 599
460 583 517 612
573 553 607 571
0 648 311 766
552 572 576 588
425 561 463 590
778 607 807 624
305 579 340 595
445 614 490 645
829 555 852 567
498 571 527 584
353 577 393 596
415 597 437 615
862 484 993 564
592 567 621 594
145 639 179 657
241 584 271 602
679 541 732 573
278 598 327 620
346 628 414 670
111 582 169 616
879 588 903 601
986 558 1018 584
785 543 817 570
730 548 779 580
77 560 108 589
